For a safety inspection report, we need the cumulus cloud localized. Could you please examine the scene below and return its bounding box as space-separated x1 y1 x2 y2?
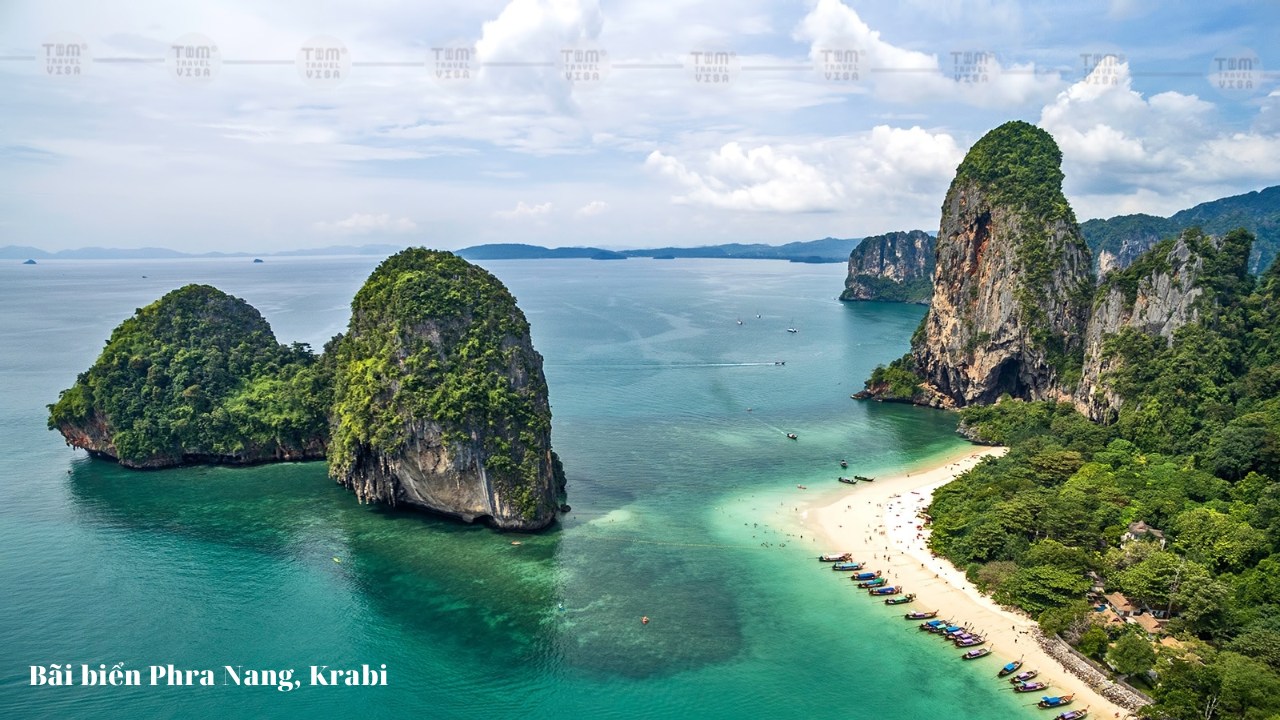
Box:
794 0 1061 107
576 200 609 216
496 201 554 219
645 126 962 218
313 213 417 235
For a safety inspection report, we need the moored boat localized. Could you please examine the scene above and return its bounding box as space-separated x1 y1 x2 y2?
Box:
837 476 857 485
1054 710 1087 720
919 619 945 631
831 561 863 571
786 433 798 440
839 460 848 468
869 585 901 596
905 610 938 620
997 659 1023 677
1009 669 1038 684
853 475 874 481
1037 694 1074 709
850 570 881 581
818 553 852 562
954 636 985 648
961 647 991 660
1013 681 1048 693
884 593 915 605
858 577 888 588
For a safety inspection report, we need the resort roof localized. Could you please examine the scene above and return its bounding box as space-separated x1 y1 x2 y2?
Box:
1127 521 1165 539
1105 592 1138 614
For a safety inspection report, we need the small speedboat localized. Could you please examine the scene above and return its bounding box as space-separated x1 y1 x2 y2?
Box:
786 433 798 440
1037 695 1074 709
787 327 798 333
839 460 848 468
961 648 991 660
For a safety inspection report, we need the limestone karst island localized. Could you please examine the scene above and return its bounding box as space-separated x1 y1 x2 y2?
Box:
47 248 565 530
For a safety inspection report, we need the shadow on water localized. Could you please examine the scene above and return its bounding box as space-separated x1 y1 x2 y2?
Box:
62 455 746 680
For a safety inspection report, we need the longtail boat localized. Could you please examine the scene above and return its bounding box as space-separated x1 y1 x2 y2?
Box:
961 647 991 660
905 610 938 620
935 624 963 635
997 659 1023 677
884 593 916 605
831 561 864 571
1009 670 1038 684
853 475 874 481
850 570 881 581
818 553 852 562
857 577 888 588
1013 681 1048 693
919 619 945 630
837 476 857 485
1037 695 1074 709
869 585 901 596
954 636 985 648
1054 711 1087 720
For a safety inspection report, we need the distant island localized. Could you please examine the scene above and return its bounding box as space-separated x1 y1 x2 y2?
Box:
1 243 409 261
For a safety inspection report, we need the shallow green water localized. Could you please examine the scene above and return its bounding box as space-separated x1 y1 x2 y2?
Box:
0 257 1041 718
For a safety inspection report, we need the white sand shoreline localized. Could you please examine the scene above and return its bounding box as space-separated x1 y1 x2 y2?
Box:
806 445 1134 719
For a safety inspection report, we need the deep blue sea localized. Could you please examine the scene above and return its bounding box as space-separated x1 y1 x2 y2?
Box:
0 256 1041 718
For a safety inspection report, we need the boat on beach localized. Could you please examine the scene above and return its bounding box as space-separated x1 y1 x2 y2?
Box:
920 619 945 631
818 553 852 562
961 648 992 660
837 476 857 484
1037 695 1074 708
884 593 915 605
954 636 985 647
850 570 881 581
905 610 938 620
1054 710 1087 720
831 561 864 571
868 585 902 596
857 577 888 588
853 475 874 481
1013 681 1048 693
997 659 1023 677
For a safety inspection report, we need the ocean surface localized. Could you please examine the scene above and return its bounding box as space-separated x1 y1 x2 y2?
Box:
0 257 1041 719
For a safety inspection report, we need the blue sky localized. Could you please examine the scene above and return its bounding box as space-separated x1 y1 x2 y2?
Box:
1 0 1277 252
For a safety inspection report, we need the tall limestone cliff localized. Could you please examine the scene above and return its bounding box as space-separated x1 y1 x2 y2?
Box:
839 230 936 304
1077 227 1254 421
328 248 563 531
908 121 1094 407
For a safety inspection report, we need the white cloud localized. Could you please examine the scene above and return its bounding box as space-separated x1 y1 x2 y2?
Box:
496 201 554 219
575 200 609 216
313 213 418 235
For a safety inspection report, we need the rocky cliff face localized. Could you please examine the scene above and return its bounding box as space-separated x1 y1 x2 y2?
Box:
1076 229 1233 421
840 230 935 304
328 249 563 531
906 121 1094 408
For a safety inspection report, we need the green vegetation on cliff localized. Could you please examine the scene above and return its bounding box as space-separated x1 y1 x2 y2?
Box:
840 275 933 304
47 285 329 465
927 230 1280 718
952 120 1076 227
329 249 551 518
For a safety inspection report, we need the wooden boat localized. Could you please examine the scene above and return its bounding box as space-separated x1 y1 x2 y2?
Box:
831 561 863 571
997 659 1023 677
853 475 874 481
857 577 888 588
905 610 938 620
937 624 964 635
1037 695 1074 709
1009 669 1038 684
850 570 881 581
919 619 945 631
818 553 852 562
1013 681 1048 693
837 476 857 485
884 593 916 605
954 636 985 648
961 648 991 660
1054 710 1087 720
869 585 901 596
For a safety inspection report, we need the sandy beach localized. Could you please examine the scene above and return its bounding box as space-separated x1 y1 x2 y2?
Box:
809 446 1133 719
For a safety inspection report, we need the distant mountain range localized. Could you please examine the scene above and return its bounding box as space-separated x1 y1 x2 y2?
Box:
1081 185 1280 274
457 236 862 263
0 244 408 261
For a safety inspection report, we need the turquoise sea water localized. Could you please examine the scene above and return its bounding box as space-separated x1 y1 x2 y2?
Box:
0 257 1040 719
